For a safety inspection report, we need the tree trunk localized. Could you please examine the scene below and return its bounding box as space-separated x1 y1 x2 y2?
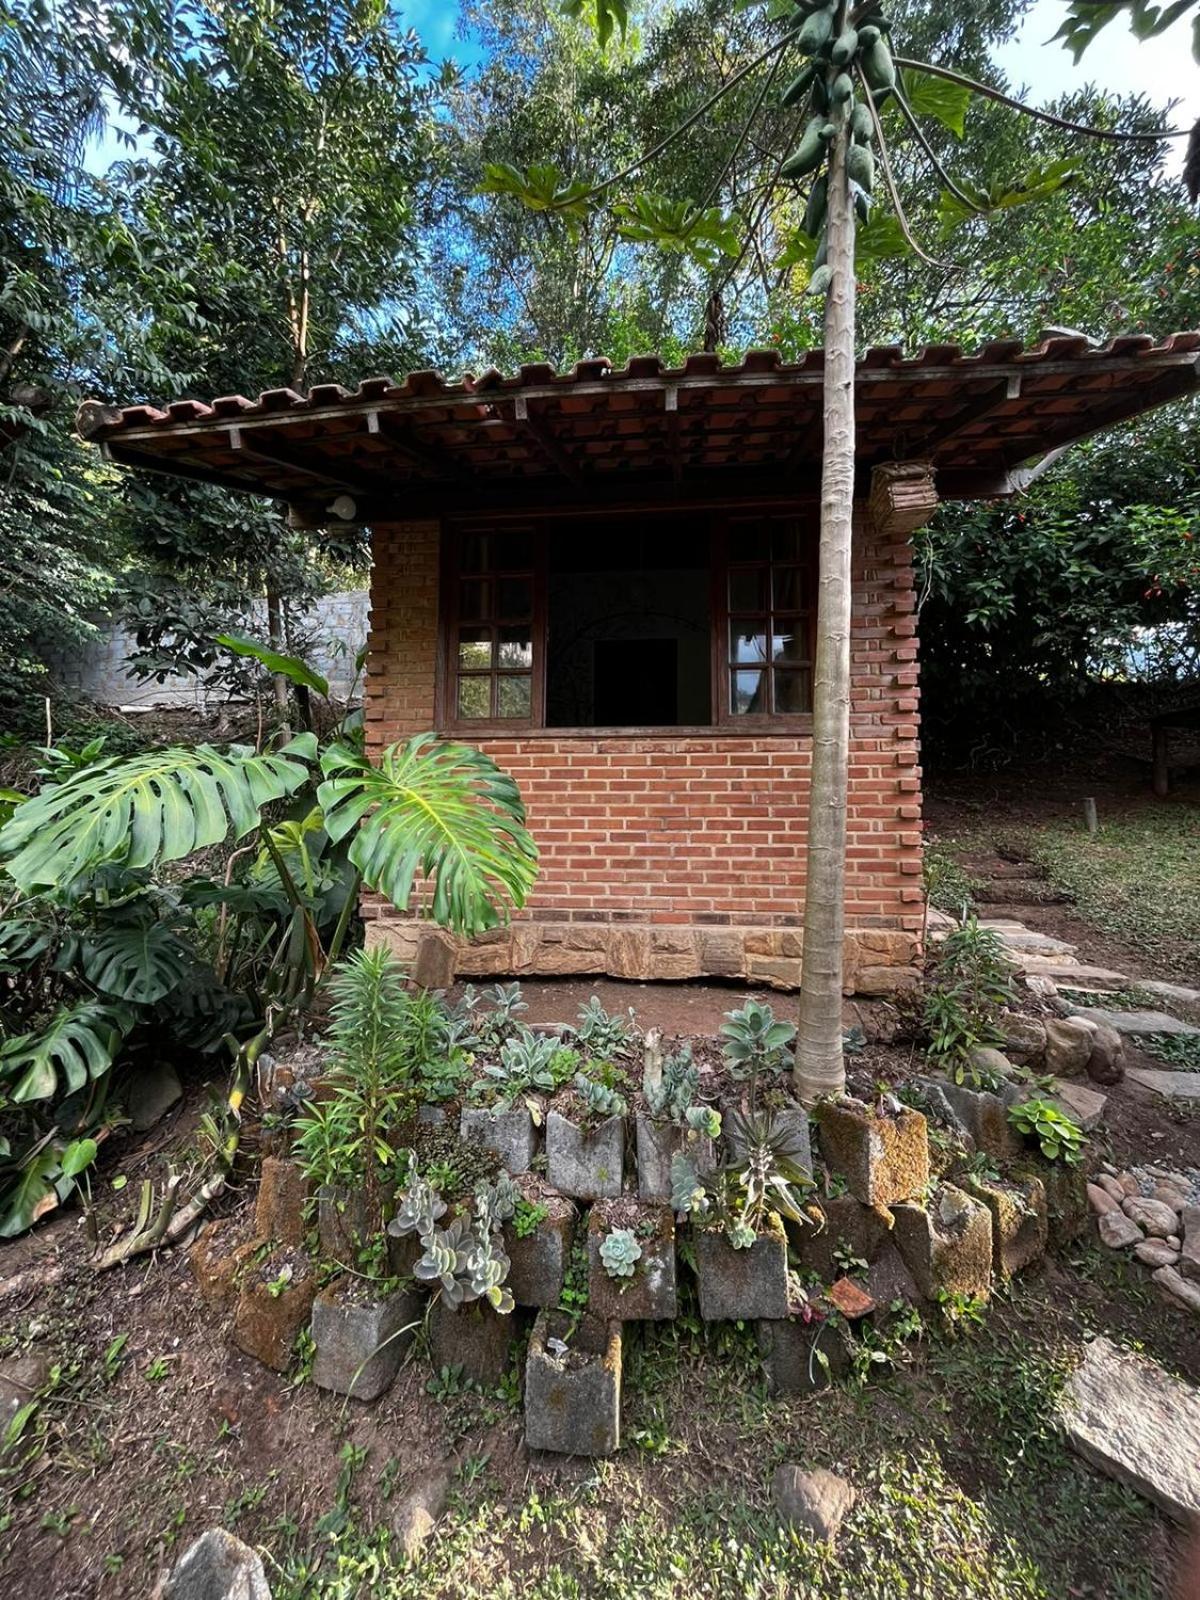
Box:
265 578 293 739
795 68 857 1105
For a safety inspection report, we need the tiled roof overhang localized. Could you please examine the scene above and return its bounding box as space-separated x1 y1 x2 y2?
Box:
76 335 1200 524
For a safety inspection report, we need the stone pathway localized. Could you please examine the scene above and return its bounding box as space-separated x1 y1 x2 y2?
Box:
1064 1005 1200 1039
1125 1067 1200 1103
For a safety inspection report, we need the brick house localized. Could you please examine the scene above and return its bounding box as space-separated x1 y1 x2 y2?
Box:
79 335 1200 995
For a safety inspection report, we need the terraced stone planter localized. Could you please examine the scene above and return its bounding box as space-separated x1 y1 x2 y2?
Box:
232 1247 317 1371
968 1173 1048 1279
892 1183 993 1301
311 1279 422 1400
503 1181 576 1308
525 1311 621 1457
693 1213 789 1321
793 1193 889 1282
724 1103 812 1176
460 1106 537 1174
254 1156 310 1247
635 1116 714 1202
428 1297 517 1388
317 1184 368 1265
815 1098 929 1207
587 1200 677 1321
757 1312 853 1396
545 1110 624 1200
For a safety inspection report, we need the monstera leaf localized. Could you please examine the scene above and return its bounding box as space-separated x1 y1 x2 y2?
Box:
0 743 312 891
0 1000 130 1104
318 735 538 937
80 922 191 1005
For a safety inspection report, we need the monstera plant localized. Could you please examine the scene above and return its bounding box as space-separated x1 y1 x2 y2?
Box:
0 645 537 1246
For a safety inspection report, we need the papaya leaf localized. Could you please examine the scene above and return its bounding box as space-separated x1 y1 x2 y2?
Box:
0 743 311 891
317 733 538 938
855 208 909 263
938 160 1076 230
1055 1 1197 61
80 922 191 1005
613 195 740 269
775 228 818 273
214 635 329 698
902 69 972 138
0 999 129 1104
478 162 594 224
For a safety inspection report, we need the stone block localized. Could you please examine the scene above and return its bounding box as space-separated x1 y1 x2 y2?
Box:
255 1156 310 1248
189 1221 259 1312
317 1184 369 1266
587 1201 677 1321
724 1104 812 1175
1182 1206 1200 1283
412 928 457 991
694 1216 789 1320
525 1311 621 1456
855 964 920 996
772 1464 858 1545
232 1249 317 1371
937 1080 1020 1163
968 1174 1047 1279
792 1193 890 1281
1030 1159 1090 1247
746 956 802 990
311 1280 422 1400
161 1528 270 1600
428 1297 517 1388
998 1012 1046 1065
385 1219 424 1280
503 1189 576 1307
635 1115 715 1202
460 1106 537 1174
545 1110 624 1200
757 1315 853 1396
891 1184 993 1302
815 1098 929 1207
867 1243 921 1305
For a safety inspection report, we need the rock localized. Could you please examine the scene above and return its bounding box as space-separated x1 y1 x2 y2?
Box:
1058 1337 1200 1522
392 1463 452 1560
997 1014 1046 1064
969 1174 1048 1280
310 1281 421 1400
1140 980 1200 1024
1043 1017 1094 1077
428 1299 516 1388
1087 1183 1120 1217
826 1276 876 1320
892 1183 993 1302
411 927 457 992
968 1045 1018 1082
793 1193 890 1282
189 1224 258 1313
232 1251 317 1372
126 1060 183 1133
160 1527 270 1599
1085 1022 1125 1085
1096 1173 1125 1201
587 1201 677 1321
503 1187 576 1308
1134 1240 1180 1269
1153 1265 1200 1314
757 1316 853 1396
1033 1161 1091 1247
525 1311 621 1457
1043 1078 1107 1132
694 1218 789 1320
772 1464 858 1545
866 1243 921 1306
460 1106 537 1175
1121 1196 1179 1239
254 1158 310 1248
635 1115 715 1203
814 1099 929 1207
1125 1068 1200 1103
544 1110 624 1201
1098 1210 1144 1250
1115 1172 1139 1196
937 1080 1020 1162
0 1352 50 1422
1181 1207 1200 1283
1024 975 1059 1001
317 1184 370 1266
1153 1181 1191 1210
1067 1005 1200 1039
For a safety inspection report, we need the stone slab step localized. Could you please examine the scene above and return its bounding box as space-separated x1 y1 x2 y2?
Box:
973 882 1072 905
1044 1078 1108 1133
1065 1006 1200 1039
1126 1067 1200 1103
1058 1336 1200 1523
1141 981 1200 1024
1019 960 1132 986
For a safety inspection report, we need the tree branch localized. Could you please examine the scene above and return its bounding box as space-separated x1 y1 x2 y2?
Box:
860 68 952 270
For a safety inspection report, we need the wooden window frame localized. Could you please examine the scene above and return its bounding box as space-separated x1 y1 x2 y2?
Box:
713 512 818 728
437 513 817 737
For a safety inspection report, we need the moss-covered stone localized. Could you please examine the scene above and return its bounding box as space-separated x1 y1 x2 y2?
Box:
504 1183 576 1308
792 1192 890 1281
525 1311 621 1456
815 1098 929 1207
587 1200 677 1321
891 1184 993 1302
232 1248 317 1371
757 1314 853 1396
967 1173 1047 1279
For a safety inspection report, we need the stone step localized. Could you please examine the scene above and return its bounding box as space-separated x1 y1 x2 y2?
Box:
1140 981 1200 1025
1058 1337 1200 1522
973 881 1072 906
1019 959 1132 986
1065 1005 1200 1039
1126 1067 1200 1103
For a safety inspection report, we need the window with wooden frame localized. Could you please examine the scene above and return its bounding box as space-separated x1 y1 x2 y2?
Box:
439 512 816 733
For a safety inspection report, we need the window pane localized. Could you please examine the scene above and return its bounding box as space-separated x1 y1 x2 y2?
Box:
496 576 532 619
772 625 809 665
728 568 765 612
731 668 765 715
459 578 490 621
730 621 768 664
729 525 770 563
772 565 806 613
458 626 493 670
496 674 531 718
461 532 489 574
495 530 534 570
457 675 491 718
772 523 802 562
775 667 812 713
498 624 533 669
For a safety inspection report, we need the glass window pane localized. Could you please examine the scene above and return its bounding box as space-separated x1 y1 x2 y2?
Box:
496 576 532 619
459 578 490 621
458 626 493 670
494 530 534 570
731 668 765 715
729 525 770 563
496 674 532 718
730 620 768 665
457 675 491 719
461 532 489 574
728 568 765 612
772 565 806 613
772 523 802 562
772 625 809 665
775 667 812 714
498 624 533 669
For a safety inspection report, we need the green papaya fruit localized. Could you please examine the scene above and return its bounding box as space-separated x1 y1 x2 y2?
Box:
780 118 826 181
850 102 874 142
819 121 836 141
854 189 872 223
857 23 881 46
810 72 829 113
807 263 833 297
846 142 875 190
802 171 828 238
831 72 854 103
781 63 817 108
796 4 835 55
830 25 858 65
861 36 896 91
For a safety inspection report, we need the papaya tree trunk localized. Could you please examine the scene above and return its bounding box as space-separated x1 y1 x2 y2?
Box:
795 77 856 1105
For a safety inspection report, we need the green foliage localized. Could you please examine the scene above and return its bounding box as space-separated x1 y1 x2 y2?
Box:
611 195 739 268
922 841 978 917
923 918 1017 1078
571 1071 628 1121
1055 1 1200 64
719 998 796 1080
672 1106 812 1245
599 1226 642 1278
475 1027 576 1113
1006 1097 1085 1164
642 1042 700 1122
1135 1032 1200 1070
574 995 634 1058
511 1197 547 1239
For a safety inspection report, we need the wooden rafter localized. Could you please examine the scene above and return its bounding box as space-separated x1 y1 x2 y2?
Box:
511 395 584 484
367 408 463 481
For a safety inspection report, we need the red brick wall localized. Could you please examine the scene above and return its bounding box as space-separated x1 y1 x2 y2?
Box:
363 516 923 992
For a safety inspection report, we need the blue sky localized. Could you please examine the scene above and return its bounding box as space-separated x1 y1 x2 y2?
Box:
400 0 483 68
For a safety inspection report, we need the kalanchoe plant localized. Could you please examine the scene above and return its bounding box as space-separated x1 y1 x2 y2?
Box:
599 1227 642 1280
475 1027 577 1119
575 995 635 1058
670 1108 812 1249
643 1043 699 1122
391 1163 447 1245
411 1172 517 1313
719 999 796 1081
462 981 528 1050
572 1071 628 1122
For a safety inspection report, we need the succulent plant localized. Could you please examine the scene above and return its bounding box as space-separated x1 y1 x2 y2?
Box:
575 995 635 1057
573 1072 628 1120
685 1104 722 1140
599 1227 642 1279
475 1173 519 1231
392 1166 447 1242
415 1209 515 1313
719 998 796 1080
643 1043 701 1122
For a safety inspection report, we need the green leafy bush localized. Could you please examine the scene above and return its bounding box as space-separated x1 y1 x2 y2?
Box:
1006 1097 1084 1164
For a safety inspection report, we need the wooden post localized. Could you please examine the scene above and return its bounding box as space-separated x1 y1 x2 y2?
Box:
1083 797 1098 836
1152 723 1170 798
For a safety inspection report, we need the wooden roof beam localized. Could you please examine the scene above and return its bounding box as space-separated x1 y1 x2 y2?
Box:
230 424 379 494
103 439 286 500
368 408 462 481
511 396 584 484
903 375 1021 457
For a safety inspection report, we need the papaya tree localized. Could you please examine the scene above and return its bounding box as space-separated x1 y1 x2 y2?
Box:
520 0 1187 1102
